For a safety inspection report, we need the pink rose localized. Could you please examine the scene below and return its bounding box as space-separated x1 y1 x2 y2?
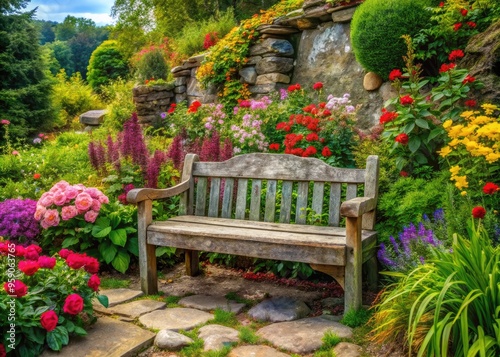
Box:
91 199 101 211
38 192 54 207
66 253 86 269
4 280 28 298
75 192 93 211
19 260 40 276
84 210 98 223
42 209 60 228
52 190 67 206
98 194 109 204
59 249 72 259
63 294 84 315
65 186 79 200
40 310 58 331
61 205 78 221
87 274 100 291
34 205 47 221
83 256 99 274
24 245 40 260
51 180 70 192
85 187 101 198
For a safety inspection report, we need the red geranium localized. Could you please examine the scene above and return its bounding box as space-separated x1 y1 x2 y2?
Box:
63 294 84 315
287 83 301 92
439 63 456 73
453 23 462 31
19 260 40 276
462 75 475 84
312 82 323 90
400 171 409 177
3 280 28 298
303 104 316 113
269 143 280 151
460 8 468 16
448 49 464 62
379 110 398 124
464 99 477 107
439 2 444 7
302 146 317 157
33 173 41 180
40 310 58 331
395 133 409 145
399 95 414 105
306 133 319 142
483 182 499 194
87 274 101 292
389 69 403 81
472 206 486 219
187 100 202 113
467 21 476 28
322 147 332 157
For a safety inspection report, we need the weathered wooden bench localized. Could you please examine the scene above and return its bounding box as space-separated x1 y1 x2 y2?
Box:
127 153 379 312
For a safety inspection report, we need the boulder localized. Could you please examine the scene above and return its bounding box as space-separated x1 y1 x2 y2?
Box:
239 67 258 84
255 57 294 75
363 72 383 91
250 38 294 57
255 73 291 85
154 329 193 350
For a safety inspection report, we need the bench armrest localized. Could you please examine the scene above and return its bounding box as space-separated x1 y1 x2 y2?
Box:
126 178 191 204
340 197 376 218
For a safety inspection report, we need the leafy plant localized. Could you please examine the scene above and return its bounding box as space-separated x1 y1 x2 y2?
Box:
134 47 169 83
341 308 372 328
211 308 239 327
87 40 129 93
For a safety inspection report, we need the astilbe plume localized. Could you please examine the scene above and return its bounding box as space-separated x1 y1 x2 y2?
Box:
106 135 120 171
200 131 221 162
146 150 168 188
88 141 99 171
120 113 149 170
167 135 184 170
220 138 233 161
0 199 40 244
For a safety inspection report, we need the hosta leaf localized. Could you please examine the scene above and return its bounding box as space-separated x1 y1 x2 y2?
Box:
112 250 131 273
109 229 127 247
98 241 117 264
92 225 112 238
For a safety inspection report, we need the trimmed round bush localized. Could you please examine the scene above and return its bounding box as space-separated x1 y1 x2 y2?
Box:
351 0 436 80
87 40 130 93
134 48 169 83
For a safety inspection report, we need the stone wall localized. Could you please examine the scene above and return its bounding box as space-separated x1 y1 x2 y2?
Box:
133 0 390 129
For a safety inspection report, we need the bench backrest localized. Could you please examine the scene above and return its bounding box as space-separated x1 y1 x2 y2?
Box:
179 153 379 230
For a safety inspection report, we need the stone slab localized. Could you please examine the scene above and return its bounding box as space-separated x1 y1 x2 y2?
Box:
333 342 363 357
79 110 106 126
95 299 166 319
100 289 144 308
139 308 213 331
178 294 246 314
256 315 353 354
198 324 239 351
41 316 154 357
248 297 310 322
228 345 291 357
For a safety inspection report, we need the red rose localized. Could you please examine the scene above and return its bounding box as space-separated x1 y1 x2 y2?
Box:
462 75 475 84
395 133 409 145
40 310 58 331
24 245 40 261
472 206 486 219
464 99 476 107
322 147 332 157
467 21 476 28
3 280 28 298
312 82 323 90
460 8 468 16
322 109 331 117
19 260 40 276
453 22 462 31
379 110 398 124
483 182 499 195
389 69 403 81
59 249 72 259
87 274 101 292
448 49 464 62
33 173 41 180
269 143 280 151
38 256 57 269
303 104 315 113
439 1 444 7
399 95 414 105
66 253 86 269
15 245 25 257
84 256 99 274
63 294 84 315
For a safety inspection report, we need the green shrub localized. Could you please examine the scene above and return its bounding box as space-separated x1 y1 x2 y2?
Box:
351 0 436 79
87 40 129 93
134 48 169 83
101 79 136 130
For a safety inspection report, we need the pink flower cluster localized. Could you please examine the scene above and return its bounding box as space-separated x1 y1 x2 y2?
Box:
34 180 109 229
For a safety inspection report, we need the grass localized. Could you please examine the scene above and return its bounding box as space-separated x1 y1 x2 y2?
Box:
225 291 252 306
164 295 182 307
340 308 372 328
211 308 239 327
238 326 260 344
100 277 131 289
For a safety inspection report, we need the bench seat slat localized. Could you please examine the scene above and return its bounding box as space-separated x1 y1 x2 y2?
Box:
208 178 221 217
235 179 248 220
264 180 277 222
221 178 234 218
249 179 262 221
195 177 208 216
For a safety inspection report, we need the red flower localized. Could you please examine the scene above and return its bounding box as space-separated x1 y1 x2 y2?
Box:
464 99 477 107
269 143 280 151
467 21 476 28
399 171 409 177
395 133 409 145
40 310 58 331
312 82 323 90
59 249 72 259
84 256 99 274
87 274 101 292
399 95 414 105
302 146 317 157
303 104 316 113
287 83 301 92
38 256 57 269
448 49 464 62
187 100 202 113
453 23 462 31
33 173 41 180
322 147 332 157
462 75 475 84
15 245 25 257
276 122 290 132
439 2 444 7
389 69 403 81
472 206 486 219
24 245 40 261
239 99 251 108
63 294 84 315
379 110 398 124
306 133 319 142
483 182 499 195
460 8 468 16
440 63 456 73
322 109 331 117
19 260 40 276
3 280 28 298
66 253 86 269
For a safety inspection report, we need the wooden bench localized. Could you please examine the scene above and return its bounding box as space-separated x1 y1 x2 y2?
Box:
127 153 379 312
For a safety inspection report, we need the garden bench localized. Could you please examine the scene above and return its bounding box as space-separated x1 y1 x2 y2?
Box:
127 153 379 312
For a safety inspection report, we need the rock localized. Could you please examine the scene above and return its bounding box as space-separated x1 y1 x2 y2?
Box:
256 24 299 36
239 67 258 84
99 289 144 308
79 110 106 126
187 54 205 63
139 308 213 331
175 77 187 86
363 72 383 91
330 5 357 23
175 93 187 102
198 324 239 351
154 329 193 350
182 61 201 70
333 342 363 357
303 0 326 10
261 34 290 40
255 56 294 75
244 56 262 66
321 297 344 308
174 85 187 94
250 38 294 57
248 297 310 322
304 4 331 19
255 73 290 85
94 299 166 319
296 17 320 30
256 315 353 354
172 69 191 77
248 83 278 94
137 115 157 124
186 77 204 97
178 294 246 314
379 82 398 102
228 345 291 357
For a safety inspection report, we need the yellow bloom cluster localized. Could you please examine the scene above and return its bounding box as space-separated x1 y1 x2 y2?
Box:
449 165 468 191
439 104 500 164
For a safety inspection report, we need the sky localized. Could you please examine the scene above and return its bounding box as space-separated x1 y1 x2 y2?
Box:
27 0 116 26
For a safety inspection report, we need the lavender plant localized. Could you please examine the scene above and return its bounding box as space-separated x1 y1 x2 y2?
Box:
0 199 40 244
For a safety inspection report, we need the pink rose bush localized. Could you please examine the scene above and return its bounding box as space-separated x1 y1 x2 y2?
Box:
0 240 108 355
35 180 109 228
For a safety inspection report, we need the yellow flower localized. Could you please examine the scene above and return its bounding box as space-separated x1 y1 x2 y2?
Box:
460 111 476 120
447 124 464 139
454 175 468 190
465 140 479 151
449 165 461 176
438 146 452 157
460 125 477 137
481 103 499 115
472 115 493 126
486 152 500 163
448 138 460 147
443 119 453 129
461 191 467 196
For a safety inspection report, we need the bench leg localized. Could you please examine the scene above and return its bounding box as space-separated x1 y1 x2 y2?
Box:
344 216 362 313
138 200 158 295
185 250 200 276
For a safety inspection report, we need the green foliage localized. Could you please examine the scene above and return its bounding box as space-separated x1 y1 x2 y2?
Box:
238 326 260 344
44 40 75 76
372 223 500 356
341 308 372 328
211 309 239 327
312 331 341 357
100 79 136 130
134 48 169 83
87 40 129 93
350 0 436 79
100 277 131 289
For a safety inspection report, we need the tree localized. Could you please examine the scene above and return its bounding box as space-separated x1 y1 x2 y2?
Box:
45 40 74 75
0 1 54 141
35 19 56 44
87 40 129 92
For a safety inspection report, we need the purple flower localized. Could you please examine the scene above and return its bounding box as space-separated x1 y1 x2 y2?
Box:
167 135 184 170
120 113 149 171
0 199 40 243
160 112 167 119
146 150 168 188
280 88 288 100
